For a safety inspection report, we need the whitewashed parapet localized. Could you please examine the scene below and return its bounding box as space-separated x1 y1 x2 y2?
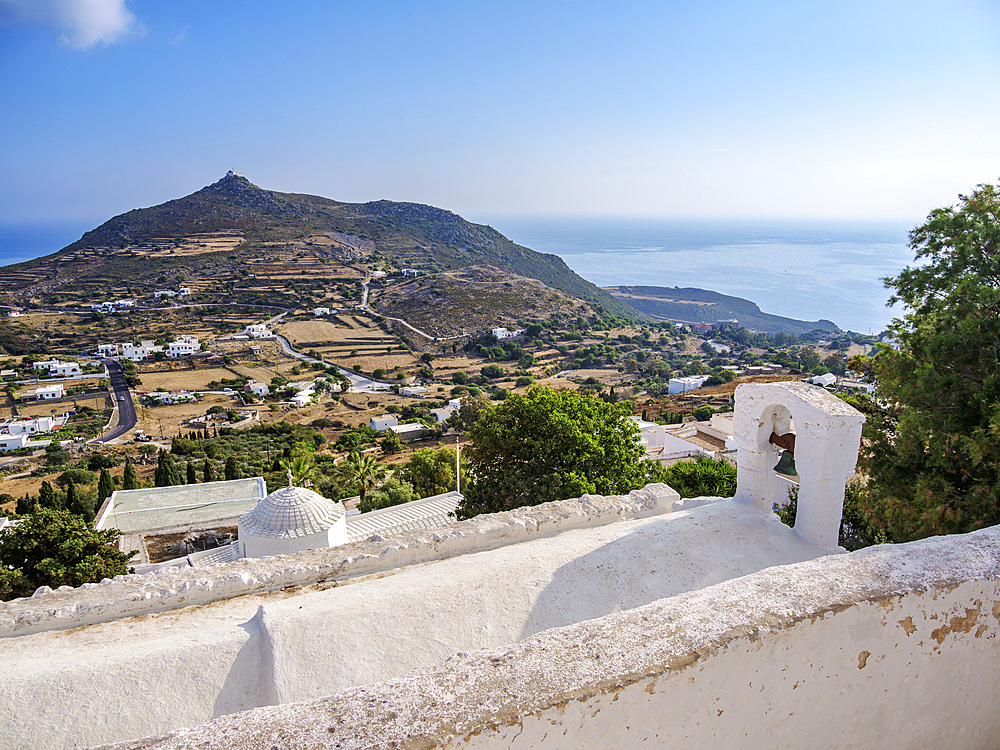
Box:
109 524 1000 750
0 483 679 638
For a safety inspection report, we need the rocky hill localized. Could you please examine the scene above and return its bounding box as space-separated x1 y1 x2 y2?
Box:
0 172 643 324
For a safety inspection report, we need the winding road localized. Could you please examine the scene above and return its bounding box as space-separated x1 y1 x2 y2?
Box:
96 359 137 442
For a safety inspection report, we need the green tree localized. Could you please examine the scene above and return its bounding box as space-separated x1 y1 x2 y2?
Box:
379 430 403 455
778 482 889 551
357 476 417 513
335 452 388 506
399 447 463 498
281 455 318 487
37 481 60 510
186 462 197 485
861 182 1000 541
44 440 69 469
97 468 115 506
202 459 215 483
457 387 645 519
0 508 135 600
154 450 183 487
122 455 140 490
224 455 241 481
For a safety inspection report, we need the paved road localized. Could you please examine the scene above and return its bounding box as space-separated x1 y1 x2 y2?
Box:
273 334 391 393
97 359 137 442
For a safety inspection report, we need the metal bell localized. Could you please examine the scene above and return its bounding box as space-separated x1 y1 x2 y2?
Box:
773 450 797 476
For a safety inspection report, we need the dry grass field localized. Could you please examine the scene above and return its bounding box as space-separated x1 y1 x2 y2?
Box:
278 318 421 376
135 368 241 392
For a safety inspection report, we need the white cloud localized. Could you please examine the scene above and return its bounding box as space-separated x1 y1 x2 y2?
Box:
0 0 139 49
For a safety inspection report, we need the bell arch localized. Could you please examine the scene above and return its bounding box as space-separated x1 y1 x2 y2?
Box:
732 381 865 549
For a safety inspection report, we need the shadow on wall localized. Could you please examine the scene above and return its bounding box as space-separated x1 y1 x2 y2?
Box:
517 500 825 643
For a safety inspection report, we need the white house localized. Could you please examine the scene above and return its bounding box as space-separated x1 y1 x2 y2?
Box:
96 343 119 358
35 384 64 400
167 335 200 358
5 415 66 436
370 270 386 278
33 360 81 378
808 372 837 387
0 434 27 451
667 374 710 394
178 287 191 296
313 307 332 317
431 406 456 423
6 309 21 317
400 385 429 398
245 380 269 397
146 391 194 405
371 414 398 431
839 379 876 394
402 269 419 278
244 324 271 339
389 422 427 441
154 290 177 299
448 398 463 410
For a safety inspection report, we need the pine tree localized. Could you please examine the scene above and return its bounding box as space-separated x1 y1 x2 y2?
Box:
202 459 215 483
97 468 115 506
186 462 197 485
122 455 140 490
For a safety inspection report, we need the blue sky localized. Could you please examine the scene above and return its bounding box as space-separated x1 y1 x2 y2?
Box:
1 0 999 224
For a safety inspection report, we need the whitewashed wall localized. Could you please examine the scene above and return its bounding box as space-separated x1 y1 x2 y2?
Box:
110 524 1000 750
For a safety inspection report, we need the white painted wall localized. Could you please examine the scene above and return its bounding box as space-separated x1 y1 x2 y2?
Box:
104 524 1000 750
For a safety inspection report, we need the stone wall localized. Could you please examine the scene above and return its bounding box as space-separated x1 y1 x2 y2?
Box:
113 524 1000 750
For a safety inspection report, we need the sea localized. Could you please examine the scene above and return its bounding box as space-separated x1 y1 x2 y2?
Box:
474 216 917 335
0 216 916 335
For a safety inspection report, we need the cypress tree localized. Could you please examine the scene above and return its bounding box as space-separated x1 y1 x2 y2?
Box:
154 450 183 487
202 460 215 483
97 468 115 506
38 481 59 510
186 462 197 485
224 456 240 481
122 455 139 490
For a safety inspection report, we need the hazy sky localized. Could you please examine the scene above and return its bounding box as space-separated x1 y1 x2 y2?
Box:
1 0 999 224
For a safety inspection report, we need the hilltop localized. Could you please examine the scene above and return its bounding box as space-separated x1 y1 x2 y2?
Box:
0 172 643 326
606 286 840 335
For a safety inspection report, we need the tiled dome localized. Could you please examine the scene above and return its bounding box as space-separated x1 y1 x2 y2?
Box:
239 486 345 539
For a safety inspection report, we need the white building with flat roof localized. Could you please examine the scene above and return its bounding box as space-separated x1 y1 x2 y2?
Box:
167 335 200 358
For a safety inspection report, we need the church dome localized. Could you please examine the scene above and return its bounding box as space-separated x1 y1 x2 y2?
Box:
239 486 345 539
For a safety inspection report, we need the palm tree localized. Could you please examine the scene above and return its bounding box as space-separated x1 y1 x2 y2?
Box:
335 452 387 505
281 455 319 487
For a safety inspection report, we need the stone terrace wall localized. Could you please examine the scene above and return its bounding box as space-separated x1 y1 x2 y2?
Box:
114 525 1000 750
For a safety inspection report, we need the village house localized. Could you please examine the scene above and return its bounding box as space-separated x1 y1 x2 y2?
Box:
243 324 271 339
491 326 526 340
389 421 427 441
313 307 332 316
166 335 200 358
244 380 269 397
32 360 81 378
431 406 456 423
145 391 196 405
401 268 419 278
32 383 64 401
6 309 21 317
370 414 398 431
667 374 709 394
400 385 429 398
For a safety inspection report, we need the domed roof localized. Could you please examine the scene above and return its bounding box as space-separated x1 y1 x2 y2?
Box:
238 486 345 539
